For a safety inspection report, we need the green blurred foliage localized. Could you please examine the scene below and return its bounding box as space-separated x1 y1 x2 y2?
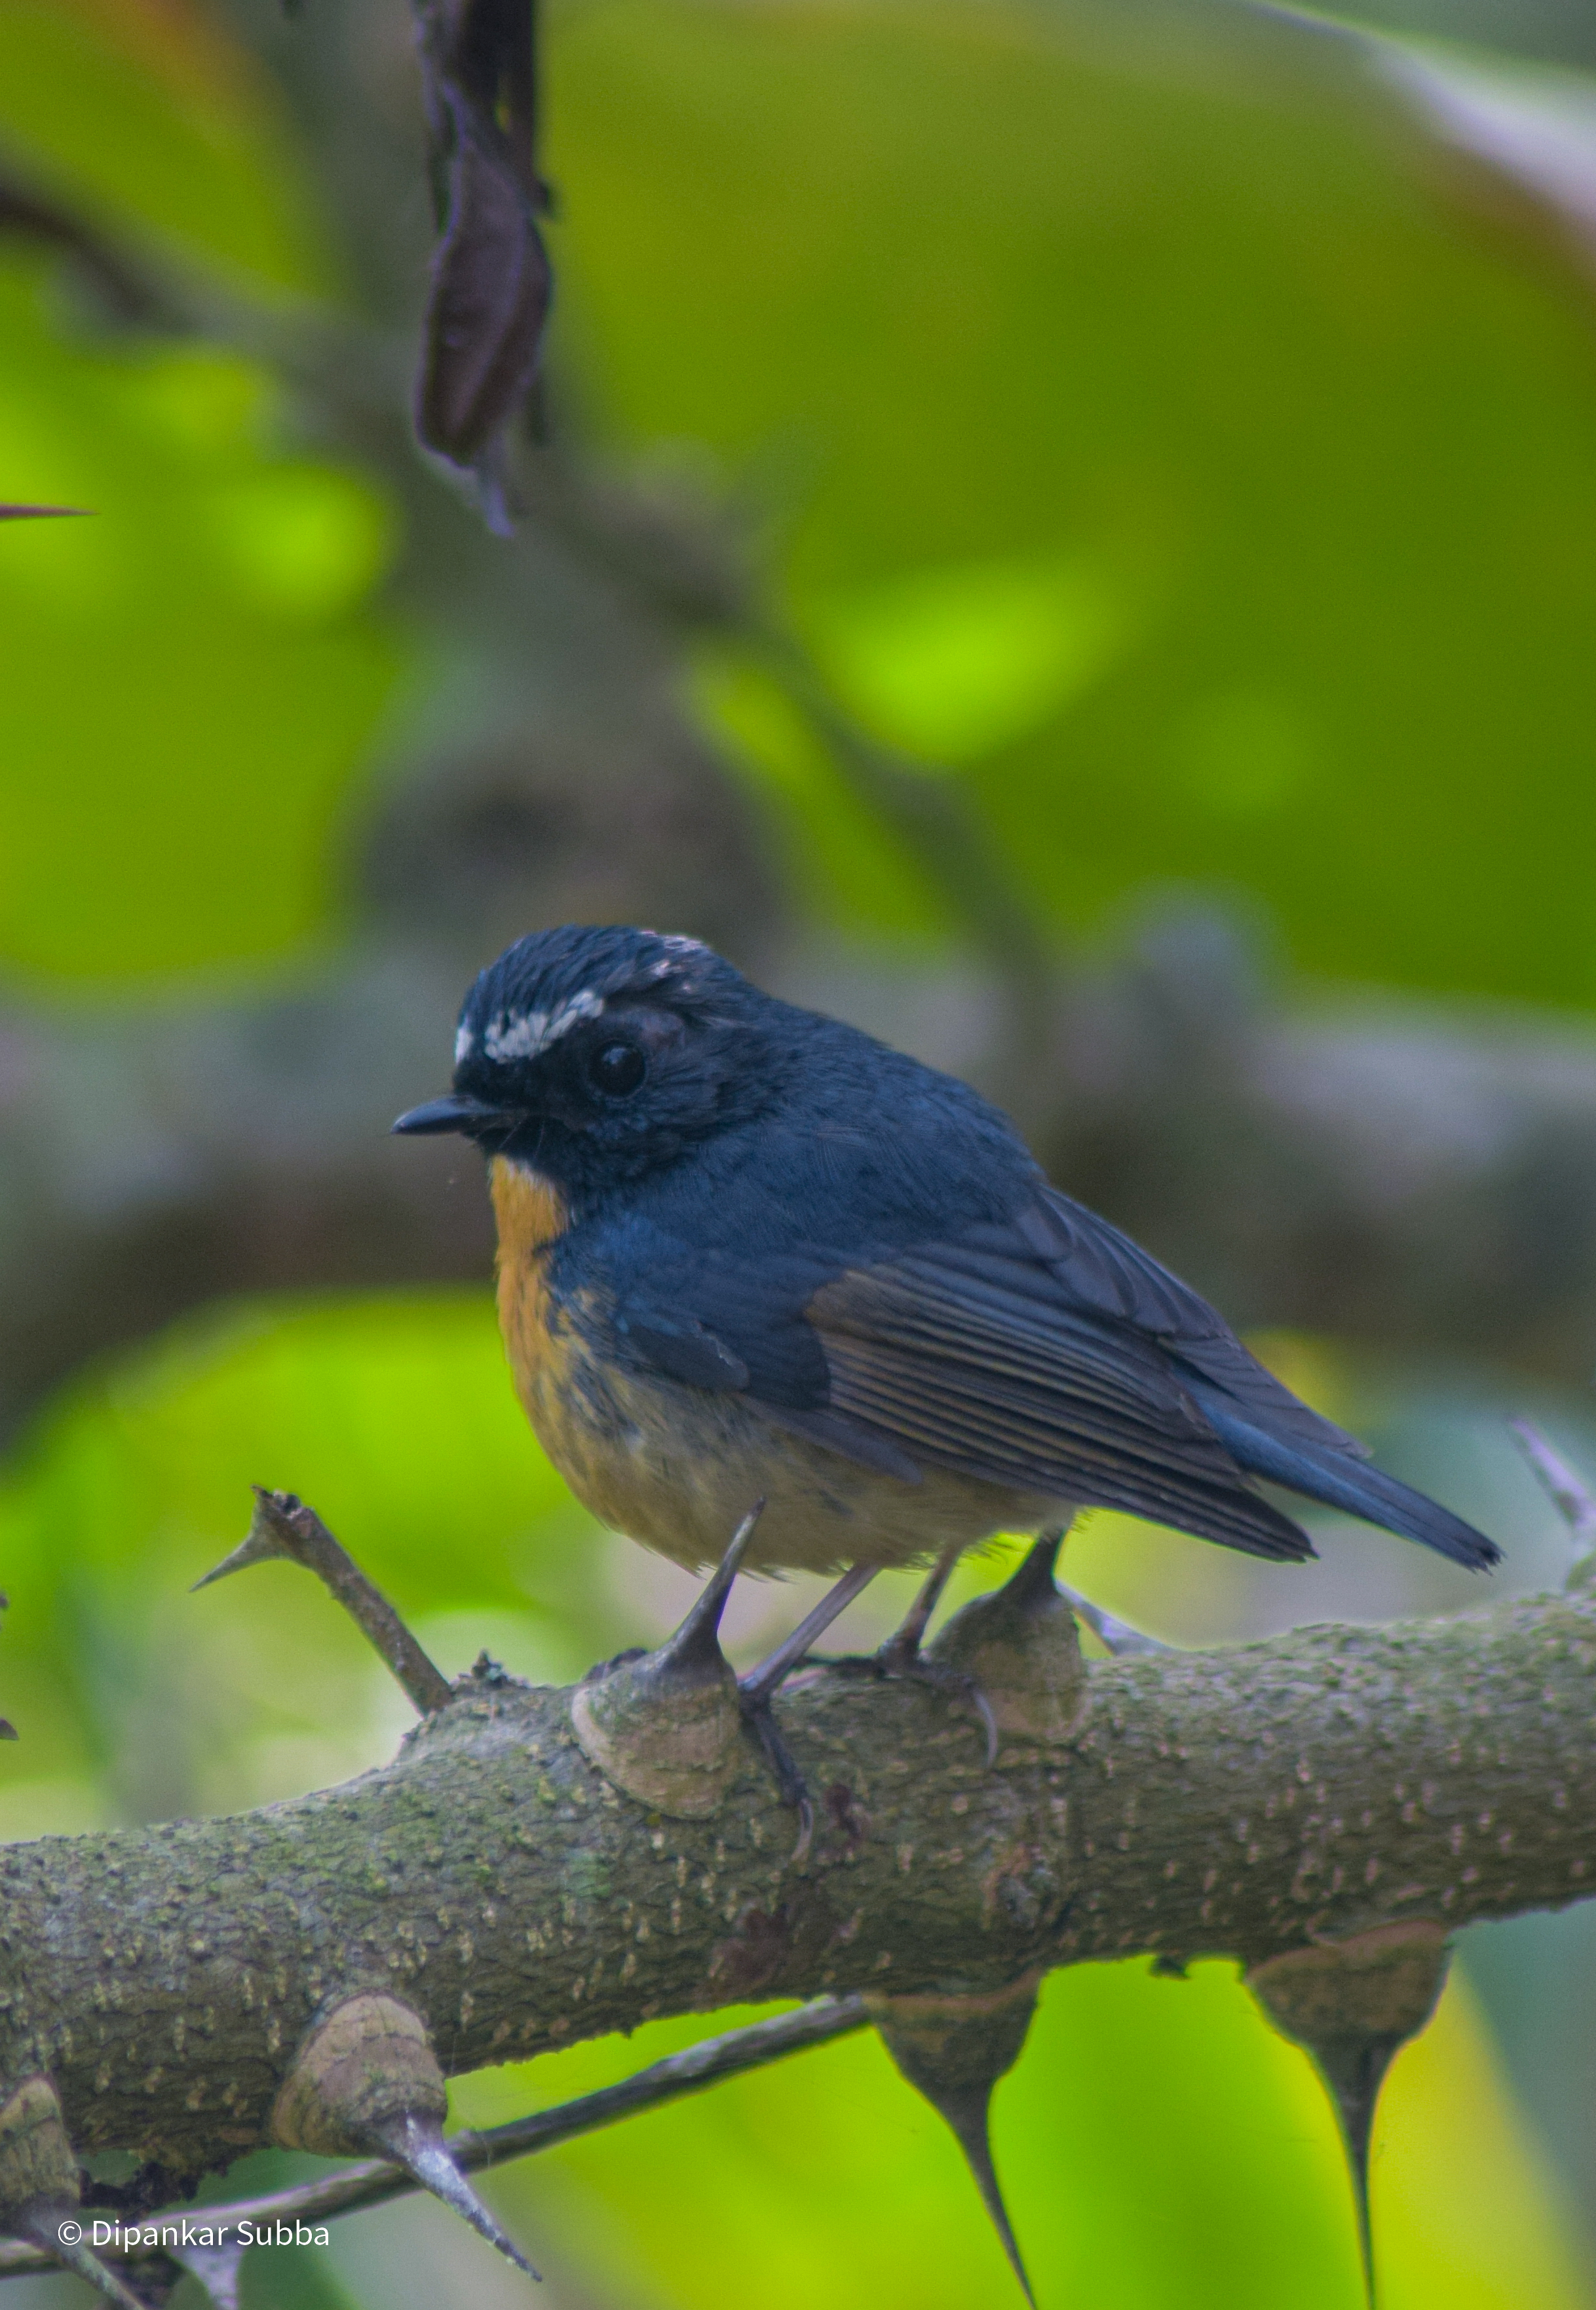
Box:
7 0 1596 998
0 0 334 289
5 0 1596 2304
0 297 402 980
0 0 402 986
546 0 1596 999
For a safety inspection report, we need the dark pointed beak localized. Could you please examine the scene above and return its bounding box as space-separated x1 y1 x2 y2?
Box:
391 1094 516 1138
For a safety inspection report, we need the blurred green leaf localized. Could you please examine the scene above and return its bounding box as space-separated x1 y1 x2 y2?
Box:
0 265 406 982
548 0 1596 1001
0 0 406 987
684 645 955 934
0 1290 610 1819
0 0 335 292
801 550 1134 764
0 1287 590 1613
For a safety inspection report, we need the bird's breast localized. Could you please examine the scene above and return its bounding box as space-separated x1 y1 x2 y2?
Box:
487 1157 1059 1574
490 1156 573 1410
490 1155 569 1261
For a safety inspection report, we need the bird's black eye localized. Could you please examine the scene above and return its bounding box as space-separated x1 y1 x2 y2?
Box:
588 1039 646 1098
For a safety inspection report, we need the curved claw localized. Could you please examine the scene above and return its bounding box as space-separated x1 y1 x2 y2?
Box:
878 1650 999 1763
742 1692 816 1863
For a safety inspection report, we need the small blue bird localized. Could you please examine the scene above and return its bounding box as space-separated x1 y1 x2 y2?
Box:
394 925 1498 1749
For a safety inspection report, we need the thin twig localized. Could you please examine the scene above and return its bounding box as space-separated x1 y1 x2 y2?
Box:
193 1490 453 1715
757 632 1057 1035
0 1998 869 2277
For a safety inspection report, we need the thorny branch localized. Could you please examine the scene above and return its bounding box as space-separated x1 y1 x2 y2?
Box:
1 1457 1595 2300
0 1997 869 2283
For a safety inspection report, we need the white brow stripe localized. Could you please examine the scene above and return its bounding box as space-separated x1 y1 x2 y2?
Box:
482 988 606 1062
454 1025 474 1064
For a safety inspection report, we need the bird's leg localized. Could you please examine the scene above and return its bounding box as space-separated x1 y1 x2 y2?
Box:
738 1563 880 1708
867 1539 998 1763
738 1563 879 1860
877 1541 962 1670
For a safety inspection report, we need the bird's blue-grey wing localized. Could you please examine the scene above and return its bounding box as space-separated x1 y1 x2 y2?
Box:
609 1218 1317 1561
609 1188 1497 1571
799 1242 1318 1560
801 1192 1497 1571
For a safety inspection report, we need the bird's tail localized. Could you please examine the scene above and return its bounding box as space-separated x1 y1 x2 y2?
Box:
1194 1399 1501 1571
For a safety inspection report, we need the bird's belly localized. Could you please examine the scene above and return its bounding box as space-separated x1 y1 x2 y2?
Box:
495 1249 1055 1577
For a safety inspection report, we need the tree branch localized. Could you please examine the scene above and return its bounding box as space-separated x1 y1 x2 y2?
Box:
0 1570 1591 2241
0 1997 869 2281
10 927 1596 1451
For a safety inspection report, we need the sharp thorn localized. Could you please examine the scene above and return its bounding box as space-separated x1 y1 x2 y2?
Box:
1314 2041 1392 2309
18 2208 149 2310
658 1500 764 1672
190 1518 288 1592
1058 1583 1168 1656
1510 1420 1596 1566
1002 1528 1067 1611
0 504 92 520
938 2089 1035 2307
170 2237 248 2309
877 1982 1040 2301
791 1791 815 1866
1246 1929 1446 2309
193 1492 453 1713
374 2112 541 2280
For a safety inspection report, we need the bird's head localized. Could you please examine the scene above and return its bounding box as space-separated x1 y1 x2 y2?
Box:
392 925 782 1195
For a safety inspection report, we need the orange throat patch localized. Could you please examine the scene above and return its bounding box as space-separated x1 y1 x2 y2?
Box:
489 1155 569 1262
490 1157 571 1413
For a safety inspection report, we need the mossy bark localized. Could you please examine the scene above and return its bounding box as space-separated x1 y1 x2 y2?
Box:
1 1585 1593 2184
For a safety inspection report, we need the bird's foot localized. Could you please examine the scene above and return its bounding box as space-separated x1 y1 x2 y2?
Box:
862 1644 1000 1766
737 1562 880 1864
738 1687 817 1862
835 1544 999 1761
